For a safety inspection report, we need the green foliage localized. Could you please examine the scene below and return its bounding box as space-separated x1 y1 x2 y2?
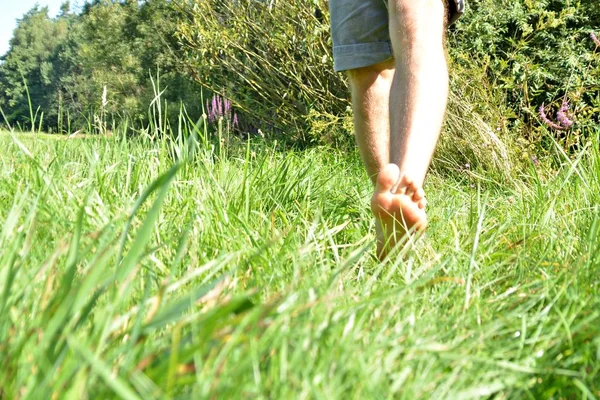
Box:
177 0 351 145
75 0 144 119
0 6 70 129
451 0 600 148
0 0 203 134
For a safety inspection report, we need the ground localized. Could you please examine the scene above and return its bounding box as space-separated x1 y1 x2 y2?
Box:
0 130 599 398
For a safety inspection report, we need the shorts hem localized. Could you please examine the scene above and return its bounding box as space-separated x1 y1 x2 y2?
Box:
333 42 393 72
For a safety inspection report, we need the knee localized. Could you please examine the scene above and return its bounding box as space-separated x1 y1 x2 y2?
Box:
346 60 395 92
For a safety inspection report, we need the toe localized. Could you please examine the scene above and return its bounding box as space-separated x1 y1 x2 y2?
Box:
395 175 413 195
418 198 427 209
412 187 425 202
375 164 400 193
406 181 419 197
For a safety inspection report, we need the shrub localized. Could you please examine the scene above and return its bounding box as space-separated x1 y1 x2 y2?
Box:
176 0 351 145
450 0 600 150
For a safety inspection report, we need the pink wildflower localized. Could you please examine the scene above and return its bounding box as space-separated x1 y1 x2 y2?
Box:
591 32 600 47
539 104 566 130
556 101 573 128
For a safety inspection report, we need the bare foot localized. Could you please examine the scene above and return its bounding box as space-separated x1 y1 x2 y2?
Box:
371 164 428 260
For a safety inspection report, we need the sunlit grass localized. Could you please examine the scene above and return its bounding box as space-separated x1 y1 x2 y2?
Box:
0 126 599 398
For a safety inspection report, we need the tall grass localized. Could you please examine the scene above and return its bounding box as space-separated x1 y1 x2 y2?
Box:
0 121 599 397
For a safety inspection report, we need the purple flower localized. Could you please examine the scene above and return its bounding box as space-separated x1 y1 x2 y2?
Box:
530 155 539 166
539 101 575 131
591 32 600 47
205 94 238 126
556 101 573 128
539 104 565 130
206 99 214 122
220 96 225 116
212 96 218 115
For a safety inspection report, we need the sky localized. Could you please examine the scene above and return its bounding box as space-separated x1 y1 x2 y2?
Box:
0 0 79 57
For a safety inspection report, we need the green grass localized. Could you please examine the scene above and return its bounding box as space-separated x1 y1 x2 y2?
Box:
0 127 599 399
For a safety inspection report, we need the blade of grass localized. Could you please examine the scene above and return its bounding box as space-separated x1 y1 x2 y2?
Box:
67 336 141 400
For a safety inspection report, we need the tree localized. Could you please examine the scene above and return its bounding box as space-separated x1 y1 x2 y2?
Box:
0 6 69 130
0 0 206 134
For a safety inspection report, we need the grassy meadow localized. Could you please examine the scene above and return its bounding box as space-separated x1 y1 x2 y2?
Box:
0 127 599 398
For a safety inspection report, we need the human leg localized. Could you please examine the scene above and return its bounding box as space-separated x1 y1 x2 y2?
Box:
388 0 449 185
330 0 452 259
369 0 449 258
346 61 395 185
328 0 394 185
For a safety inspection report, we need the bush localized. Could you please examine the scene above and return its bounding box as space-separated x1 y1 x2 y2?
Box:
177 0 351 145
449 0 600 149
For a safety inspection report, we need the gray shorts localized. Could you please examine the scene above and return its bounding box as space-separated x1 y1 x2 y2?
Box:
329 0 465 72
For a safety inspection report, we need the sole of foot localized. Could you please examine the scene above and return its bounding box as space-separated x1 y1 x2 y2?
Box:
370 163 428 260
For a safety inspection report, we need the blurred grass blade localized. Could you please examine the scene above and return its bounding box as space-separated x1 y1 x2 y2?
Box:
143 278 221 333
117 163 181 282
60 195 87 298
0 190 30 318
68 337 141 400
